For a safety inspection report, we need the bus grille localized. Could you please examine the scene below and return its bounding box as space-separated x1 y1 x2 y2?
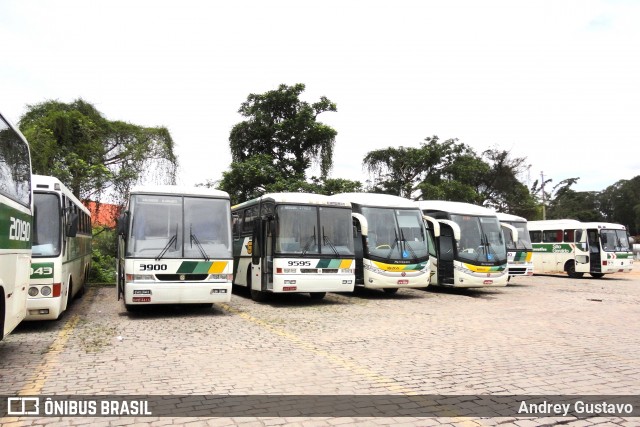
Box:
300 269 319 274
322 269 338 274
155 274 209 281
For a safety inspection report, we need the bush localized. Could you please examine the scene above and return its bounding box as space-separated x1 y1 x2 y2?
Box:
89 226 117 284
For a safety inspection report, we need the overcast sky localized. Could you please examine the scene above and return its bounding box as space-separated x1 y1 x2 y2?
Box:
2 0 638 194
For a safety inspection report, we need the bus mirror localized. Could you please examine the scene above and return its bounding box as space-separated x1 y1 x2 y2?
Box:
117 212 129 236
66 212 79 237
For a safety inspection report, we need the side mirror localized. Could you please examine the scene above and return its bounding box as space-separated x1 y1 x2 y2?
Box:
66 212 78 237
117 212 129 236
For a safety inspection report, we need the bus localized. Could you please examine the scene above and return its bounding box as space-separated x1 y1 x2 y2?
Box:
117 186 233 310
331 193 431 293
26 175 92 320
528 219 634 278
0 111 32 340
232 193 355 301
496 212 534 279
417 200 508 287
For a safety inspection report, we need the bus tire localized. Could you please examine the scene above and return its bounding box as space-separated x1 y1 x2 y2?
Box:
383 287 399 294
566 261 584 278
309 292 326 300
590 273 605 279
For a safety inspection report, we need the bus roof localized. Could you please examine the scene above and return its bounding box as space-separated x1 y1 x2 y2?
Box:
129 185 230 199
529 219 627 231
32 174 90 215
232 192 351 211
495 212 527 222
330 192 418 208
416 200 497 217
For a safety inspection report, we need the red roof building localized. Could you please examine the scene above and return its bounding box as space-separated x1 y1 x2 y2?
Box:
84 201 120 228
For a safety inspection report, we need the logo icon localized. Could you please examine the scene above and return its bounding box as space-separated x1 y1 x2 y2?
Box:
7 397 40 415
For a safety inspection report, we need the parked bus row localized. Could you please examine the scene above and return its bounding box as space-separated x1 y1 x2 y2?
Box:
1 111 93 340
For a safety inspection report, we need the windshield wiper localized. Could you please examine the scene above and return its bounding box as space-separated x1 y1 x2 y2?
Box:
386 228 400 259
481 232 499 262
190 225 210 261
322 226 339 256
301 226 316 255
400 228 417 259
156 225 178 261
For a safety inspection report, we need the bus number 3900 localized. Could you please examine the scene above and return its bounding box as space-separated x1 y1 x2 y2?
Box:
140 264 168 271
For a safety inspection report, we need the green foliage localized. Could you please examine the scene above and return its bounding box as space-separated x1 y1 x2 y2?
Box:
89 226 116 284
600 176 640 235
229 83 337 181
19 99 177 203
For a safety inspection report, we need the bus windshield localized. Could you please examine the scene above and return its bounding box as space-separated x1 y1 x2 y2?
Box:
276 205 354 256
362 207 429 261
451 214 507 263
127 194 232 259
32 193 61 257
600 229 630 252
509 221 533 250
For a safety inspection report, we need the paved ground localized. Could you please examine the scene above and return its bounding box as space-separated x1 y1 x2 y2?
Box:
1 265 639 426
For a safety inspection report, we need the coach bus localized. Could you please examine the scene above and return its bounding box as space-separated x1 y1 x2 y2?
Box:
417 200 508 287
0 111 32 339
331 193 430 293
528 219 634 278
27 175 92 320
232 193 355 301
117 186 233 310
496 212 534 279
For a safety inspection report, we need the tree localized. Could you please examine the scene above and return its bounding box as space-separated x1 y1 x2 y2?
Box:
19 99 177 203
229 83 337 181
600 176 640 235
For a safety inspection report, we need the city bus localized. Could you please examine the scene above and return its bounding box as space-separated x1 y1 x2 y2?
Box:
27 175 92 320
496 212 534 279
232 193 355 301
417 200 508 287
117 186 233 310
528 219 634 278
0 111 32 339
331 193 430 293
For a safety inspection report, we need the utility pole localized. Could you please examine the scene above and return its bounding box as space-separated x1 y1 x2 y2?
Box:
540 171 546 220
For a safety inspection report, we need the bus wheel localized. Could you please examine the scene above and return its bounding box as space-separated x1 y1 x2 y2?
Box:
590 273 605 279
250 289 268 302
309 292 326 300
383 288 399 294
566 262 584 278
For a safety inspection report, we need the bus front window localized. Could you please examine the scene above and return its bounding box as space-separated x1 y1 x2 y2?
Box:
319 207 355 256
452 215 507 264
127 195 182 258
362 207 428 261
601 229 631 252
32 193 61 257
184 197 232 259
276 205 319 254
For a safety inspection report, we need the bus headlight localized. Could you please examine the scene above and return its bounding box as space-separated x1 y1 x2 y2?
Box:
41 286 52 296
28 287 39 297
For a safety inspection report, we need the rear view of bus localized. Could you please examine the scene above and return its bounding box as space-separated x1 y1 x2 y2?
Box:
418 201 508 288
496 212 534 279
27 175 92 320
0 111 32 340
117 186 233 311
332 193 431 293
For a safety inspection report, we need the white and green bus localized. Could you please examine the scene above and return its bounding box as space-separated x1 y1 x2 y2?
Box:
417 201 508 288
27 175 92 320
0 111 32 339
496 212 534 279
117 186 233 310
528 219 634 278
232 193 355 301
331 193 431 293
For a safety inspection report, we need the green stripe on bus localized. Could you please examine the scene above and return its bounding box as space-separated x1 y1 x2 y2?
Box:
0 203 32 250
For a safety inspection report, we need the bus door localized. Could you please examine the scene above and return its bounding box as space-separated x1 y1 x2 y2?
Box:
587 229 601 272
264 218 274 290
574 228 590 274
437 223 456 285
116 212 129 301
351 213 367 285
423 216 440 285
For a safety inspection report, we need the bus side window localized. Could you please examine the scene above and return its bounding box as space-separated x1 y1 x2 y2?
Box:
564 229 574 242
529 230 542 243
